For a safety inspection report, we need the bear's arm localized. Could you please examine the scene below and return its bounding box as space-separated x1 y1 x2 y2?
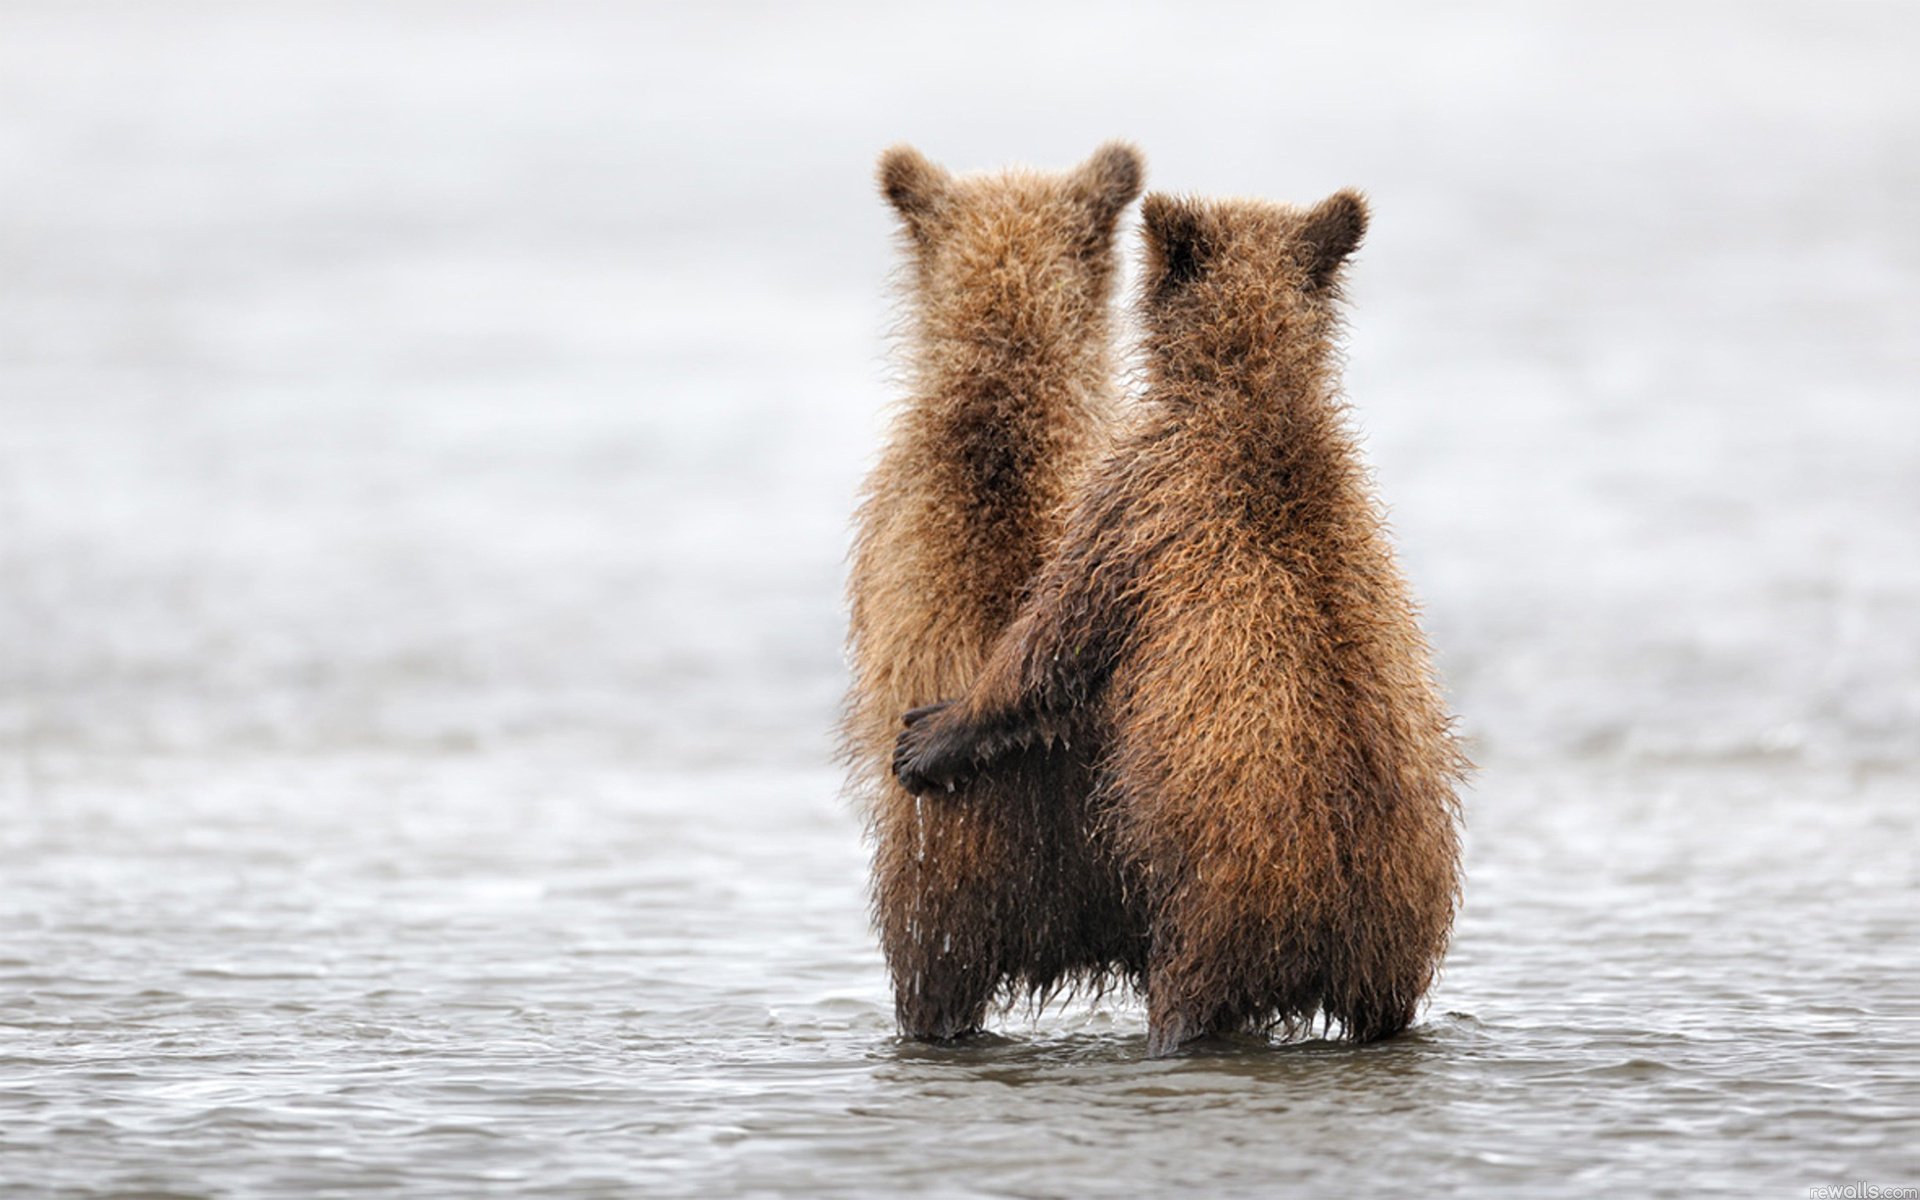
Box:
892 464 1156 795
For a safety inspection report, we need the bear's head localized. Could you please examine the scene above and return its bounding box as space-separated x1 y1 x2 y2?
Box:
1137 189 1368 354
877 142 1145 354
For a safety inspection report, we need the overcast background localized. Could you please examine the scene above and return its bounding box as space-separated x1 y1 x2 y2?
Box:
4 1 1915 772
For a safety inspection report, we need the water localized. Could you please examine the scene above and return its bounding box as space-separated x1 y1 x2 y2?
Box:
2 2 1917 1196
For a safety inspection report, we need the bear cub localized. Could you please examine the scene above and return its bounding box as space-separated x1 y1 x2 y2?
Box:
845 142 1149 1040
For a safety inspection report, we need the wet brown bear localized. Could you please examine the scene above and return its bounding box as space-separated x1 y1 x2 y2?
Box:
844 142 1149 1039
894 190 1467 1055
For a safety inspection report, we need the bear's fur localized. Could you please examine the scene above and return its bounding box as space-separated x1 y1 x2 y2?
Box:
844 142 1149 1039
893 190 1466 1055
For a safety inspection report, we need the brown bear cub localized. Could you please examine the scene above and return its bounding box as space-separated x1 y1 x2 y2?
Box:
844 142 1149 1039
894 191 1467 1056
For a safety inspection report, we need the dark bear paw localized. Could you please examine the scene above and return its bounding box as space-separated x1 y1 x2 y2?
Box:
892 701 981 796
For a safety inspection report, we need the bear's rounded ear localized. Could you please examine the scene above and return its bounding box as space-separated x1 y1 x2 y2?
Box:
1296 189 1369 289
1140 193 1212 297
877 144 952 238
1070 141 1146 225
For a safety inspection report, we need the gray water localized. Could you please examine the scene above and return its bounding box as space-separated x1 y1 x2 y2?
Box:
2 2 1917 1196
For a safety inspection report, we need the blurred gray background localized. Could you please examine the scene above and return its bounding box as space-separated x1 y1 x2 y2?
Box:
5 1 1914 771
2 3 1916 1195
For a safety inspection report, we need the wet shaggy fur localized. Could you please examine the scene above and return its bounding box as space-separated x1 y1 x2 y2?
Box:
894 191 1467 1055
844 142 1149 1039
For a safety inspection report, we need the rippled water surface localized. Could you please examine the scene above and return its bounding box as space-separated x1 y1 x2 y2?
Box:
7 756 1917 1195
3 2 1918 1196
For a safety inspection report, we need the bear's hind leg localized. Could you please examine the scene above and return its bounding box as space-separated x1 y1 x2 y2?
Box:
1142 906 1322 1056
880 891 1005 1041
1322 968 1422 1044
1142 942 1230 1057
1144 1005 1201 1058
891 956 996 1042
874 832 1019 1043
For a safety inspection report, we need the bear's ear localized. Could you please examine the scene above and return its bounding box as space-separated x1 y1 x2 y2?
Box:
1140 193 1213 297
877 145 951 238
1295 189 1369 289
1069 141 1145 226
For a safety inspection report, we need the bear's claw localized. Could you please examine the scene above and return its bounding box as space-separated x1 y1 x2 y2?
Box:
892 701 980 796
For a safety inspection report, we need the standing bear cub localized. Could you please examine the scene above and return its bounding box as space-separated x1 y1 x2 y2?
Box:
844 142 1149 1040
895 190 1467 1055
